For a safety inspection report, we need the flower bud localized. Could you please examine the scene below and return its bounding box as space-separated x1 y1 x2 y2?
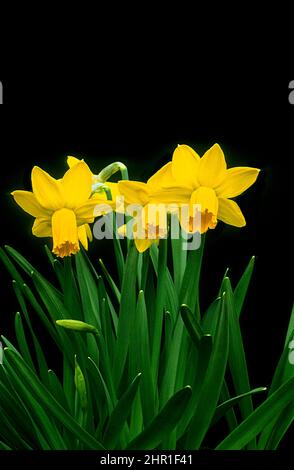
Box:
56 320 98 334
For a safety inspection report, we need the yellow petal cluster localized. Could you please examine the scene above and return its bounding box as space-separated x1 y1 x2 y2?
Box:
12 143 260 255
12 161 113 257
117 144 260 250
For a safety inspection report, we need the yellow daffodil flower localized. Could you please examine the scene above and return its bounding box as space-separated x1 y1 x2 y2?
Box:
160 144 260 233
117 164 174 252
117 203 168 253
66 156 124 249
12 162 113 257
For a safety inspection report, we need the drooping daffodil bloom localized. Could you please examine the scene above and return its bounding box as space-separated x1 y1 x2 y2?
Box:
159 144 260 233
117 164 175 252
12 161 113 257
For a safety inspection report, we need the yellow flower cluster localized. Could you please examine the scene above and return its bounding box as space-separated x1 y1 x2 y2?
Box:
12 144 260 256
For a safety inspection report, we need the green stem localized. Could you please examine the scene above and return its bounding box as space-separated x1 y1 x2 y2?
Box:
180 233 206 322
171 216 187 295
96 162 129 183
151 238 167 383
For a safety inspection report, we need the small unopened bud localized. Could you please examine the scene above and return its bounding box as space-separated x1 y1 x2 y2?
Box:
56 320 98 334
74 355 87 410
94 161 129 183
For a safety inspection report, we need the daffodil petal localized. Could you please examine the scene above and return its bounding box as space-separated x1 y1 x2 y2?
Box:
218 198 246 227
67 156 83 168
32 166 64 211
75 199 114 224
78 225 88 250
11 191 50 217
147 162 174 191
198 143 227 188
32 217 52 237
150 186 191 205
118 181 150 206
216 167 260 198
61 161 92 208
134 238 153 253
171 145 200 189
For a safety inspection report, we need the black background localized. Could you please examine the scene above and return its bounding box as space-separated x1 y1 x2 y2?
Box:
0 34 293 455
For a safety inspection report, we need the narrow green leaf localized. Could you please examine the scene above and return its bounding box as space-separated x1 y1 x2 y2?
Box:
149 243 178 322
3 357 67 450
0 376 44 446
180 304 204 348
87 356 114 414
135 291 155 425
176 334 212 440
5 247 66 320
112 213 125 286
4 348 105 449
5 245 38 277
217 267 230 297
180 235 205 321
97 275 118 335
201 296 221 335
223 277 255 447
159 313 185 407
99 258 121 303
62 256 83 320
21 283 60 346
75 251 101 329
29 273 85 363
48 369 71 413
285 303 294 347
103 373 142 449
14 312 36 372
184 293 229 449
216 378 294 450
219 381 238 432
12 281 49 383
211 387 267 426
151 238 167 382
234 256 255 318
127 386 192 450
258 316 294 448
264 401 294 449
113 241 138 388
0 441 12 450
0 247 25 286
0 405 33 449
171 216 187 294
